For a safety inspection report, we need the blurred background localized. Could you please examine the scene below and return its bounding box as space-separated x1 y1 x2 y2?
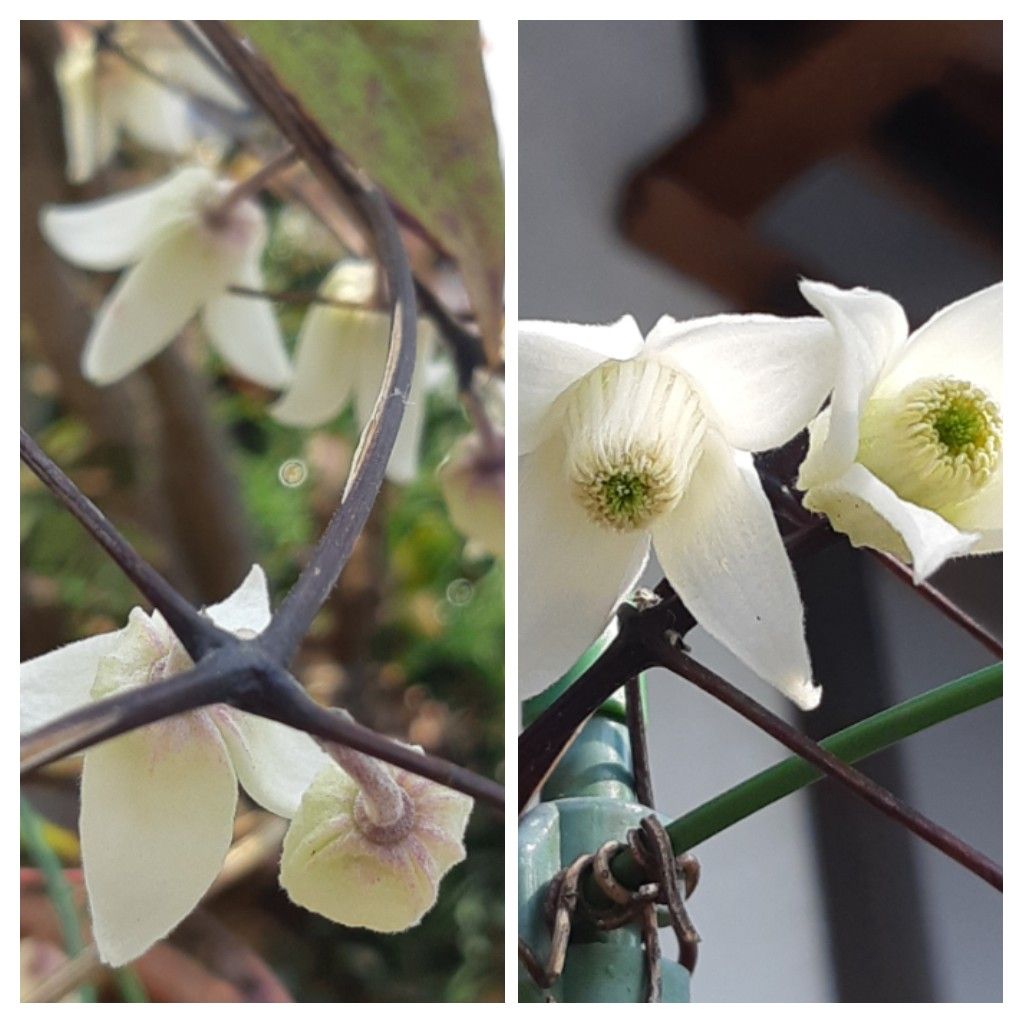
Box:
21 22 503 1002
520 20 1001 1002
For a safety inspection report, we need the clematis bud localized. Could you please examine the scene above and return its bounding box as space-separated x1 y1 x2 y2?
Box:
439 430 505 559
280 753 473 933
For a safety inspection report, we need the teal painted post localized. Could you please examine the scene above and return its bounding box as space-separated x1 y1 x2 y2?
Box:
518 632 692 1002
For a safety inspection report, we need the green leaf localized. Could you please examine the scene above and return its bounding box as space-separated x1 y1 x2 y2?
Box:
235 20 504 362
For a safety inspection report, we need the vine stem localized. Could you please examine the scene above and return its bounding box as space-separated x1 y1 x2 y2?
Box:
647 639 1002 890
214 148 299 216
20 429 225 660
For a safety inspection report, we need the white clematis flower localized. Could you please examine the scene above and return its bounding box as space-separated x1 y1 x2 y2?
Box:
271 260 438 484
519 313 839 709
439 431 505 559
797 280 1002 582
41 165 292 388
20 566 330 967
55 22 244 184
280 756 472 932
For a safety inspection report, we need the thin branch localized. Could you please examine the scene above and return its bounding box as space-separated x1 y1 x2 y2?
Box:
20 654 247 774
625 678 655 808
648 639 1002 891
196 20 420 667
870 549 1003 657
413 279 488 392
20 429 226 660
214 147 299 216
226 284 372 311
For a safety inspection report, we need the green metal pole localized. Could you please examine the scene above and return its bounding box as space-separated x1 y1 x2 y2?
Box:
518 630 691 1002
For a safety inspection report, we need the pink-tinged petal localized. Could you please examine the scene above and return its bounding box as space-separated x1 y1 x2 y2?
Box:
81 716 237 966
652 433 818 710
519 317 645 455
20 629 127 734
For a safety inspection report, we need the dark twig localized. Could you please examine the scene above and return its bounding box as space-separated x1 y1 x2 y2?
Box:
20 429 226 660
196 20 420 667
413 279 488 392
648 640 1002 891
625 678 655 808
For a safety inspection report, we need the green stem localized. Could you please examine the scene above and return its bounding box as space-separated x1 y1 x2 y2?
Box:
20 798 96 1002
613 663 1002 888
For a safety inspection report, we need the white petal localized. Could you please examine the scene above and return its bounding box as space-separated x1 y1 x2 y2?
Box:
202 256 292 389
651 433 818 709
519 433 650 696
355 318 438 484
215 710 331 818
81 221 242 384
645 313 838 451
204 564 272 636
796 281 908 488
803 463 980 582
156 48 250 112
519 317 645 455
40 166 214 272
20 630 126 734
880 283 1002 403
113 76 193 155
81 720 237 966
271 305 371 427
54 38 101 184
941 466 1002 553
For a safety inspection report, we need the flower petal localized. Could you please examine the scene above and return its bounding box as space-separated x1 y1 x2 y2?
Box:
54 38 102 184
270 306 372 427
203 564 272 636
40 166 213 272
796 280 908 488
202 255 292 389
113 76 193 156
20 630 126 734
652 433 818 709
80 719 238 966
215 710 331 818
880 283 1002 403
941 466 1002 553
81 221 241 384
355 318 438 484
645 313 838 451
803 463 980 582
519 433 650 696
519 317 645 455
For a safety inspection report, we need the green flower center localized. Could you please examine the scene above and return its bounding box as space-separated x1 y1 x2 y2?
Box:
858 377 1001 511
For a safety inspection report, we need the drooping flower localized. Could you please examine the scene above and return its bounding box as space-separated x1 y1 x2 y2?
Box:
279 754 473 932
40 165 292 388
55 21 245 184
796 280 1002 581
439 431 505 559
20 566 330 966
271 259 438 484
519 313 839 708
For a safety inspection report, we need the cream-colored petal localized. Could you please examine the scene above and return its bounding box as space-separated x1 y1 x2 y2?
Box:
215 709 331 818
81 220 243 384
645 313 837 452
113 75 193 155
880 283 1002 403
81 718 237 966
54 37 101 184
803 463 980 582
519 433 650 697
519 317 645 455
20 629 127 734
355 318 438 484
652 433 818 710
40 166 214 272
202 255 292 389
438 432 505 559
941 465 1001 553
203 564 272 635
797 281 908 488
270 307 376 427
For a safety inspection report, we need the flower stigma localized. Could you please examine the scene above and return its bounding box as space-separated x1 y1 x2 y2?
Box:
858 376 1001 510
564 358 707 531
